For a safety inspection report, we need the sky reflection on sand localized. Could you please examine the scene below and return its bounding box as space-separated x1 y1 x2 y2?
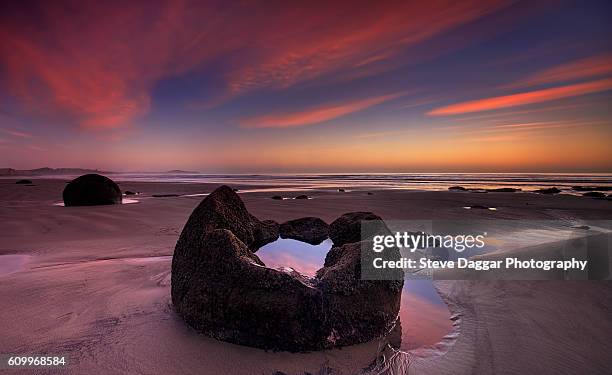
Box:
0 255 31 276
256 237 453 351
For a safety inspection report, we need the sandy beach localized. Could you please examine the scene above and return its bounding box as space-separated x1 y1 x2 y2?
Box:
0 178 610 374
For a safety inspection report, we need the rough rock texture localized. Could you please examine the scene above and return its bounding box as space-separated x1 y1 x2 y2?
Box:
62 174 122 206
317 241 403 347
280 217 329 245
173 229 324 351
171 186 402 352
329 212 390 247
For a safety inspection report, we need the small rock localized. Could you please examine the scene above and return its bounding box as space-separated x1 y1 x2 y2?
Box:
583 192 606 198
338 188 346 192
124 191 137 195
468 205 490 209
448 186 467 191
487 188 521 192
329 212 390 247
271 195 283 200
294 194 309 200
572 225 590 230
16 179 32 184
280 217 329 245
533 187 561 194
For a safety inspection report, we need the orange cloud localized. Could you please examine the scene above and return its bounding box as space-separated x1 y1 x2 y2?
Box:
428 78 612 116
240 93 403 128
508 54 612 89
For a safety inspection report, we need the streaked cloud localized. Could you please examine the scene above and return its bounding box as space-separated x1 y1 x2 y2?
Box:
226 1 508 94
0 0 507 130
240 92 404 128
1 128 32 138
428 78 612 116
507 53 612 89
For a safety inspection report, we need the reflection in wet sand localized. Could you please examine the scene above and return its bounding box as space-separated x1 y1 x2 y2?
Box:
0 254 31 276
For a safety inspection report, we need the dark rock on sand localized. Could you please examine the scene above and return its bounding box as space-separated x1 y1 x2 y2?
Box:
533 187 561 194
280 217 329 245
152 194 179 197
329 212 390 247
448 186 467 191
62 174 122 206
583 192 606 198
171 186 402 352
15 179 32 184
487 188 521 192
572 225 590 230
338 188 346 192
294 194 309 200
367 192 374 195
271 195 283 200
124 191 137 195
467 204 491 209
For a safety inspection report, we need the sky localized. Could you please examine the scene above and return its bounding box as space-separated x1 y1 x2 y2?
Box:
0 0 611 173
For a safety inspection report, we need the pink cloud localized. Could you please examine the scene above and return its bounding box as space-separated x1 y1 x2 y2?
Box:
0 0 507 130
240 92 403 128
507 53 612 89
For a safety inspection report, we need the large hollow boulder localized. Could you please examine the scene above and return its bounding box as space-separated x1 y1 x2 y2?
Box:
171 185 402 352
62 174 122 206
280 217 329 245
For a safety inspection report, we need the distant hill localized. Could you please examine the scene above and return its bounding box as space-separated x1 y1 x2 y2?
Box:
0 167 111 176
164 169 199 174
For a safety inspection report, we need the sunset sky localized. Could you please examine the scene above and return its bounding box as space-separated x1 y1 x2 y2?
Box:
0 0 611 172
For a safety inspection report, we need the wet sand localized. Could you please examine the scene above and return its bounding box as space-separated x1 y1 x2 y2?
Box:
1 178 611 374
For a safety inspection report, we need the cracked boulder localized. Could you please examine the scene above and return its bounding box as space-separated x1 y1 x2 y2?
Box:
171 185 402 351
